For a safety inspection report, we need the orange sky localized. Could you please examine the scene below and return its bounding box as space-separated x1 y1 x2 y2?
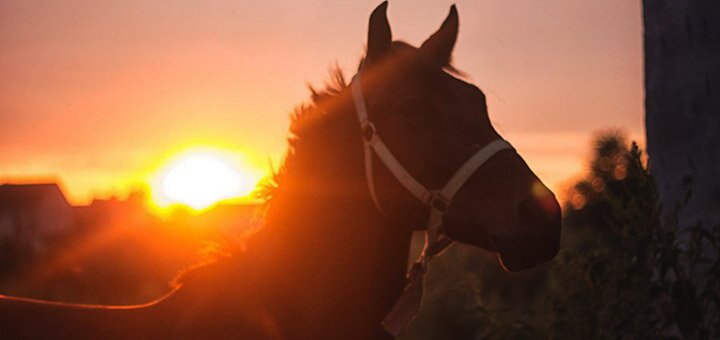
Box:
0 0 643 205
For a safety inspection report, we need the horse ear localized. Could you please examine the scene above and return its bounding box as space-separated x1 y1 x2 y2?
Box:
366 1 392 63
420 5 459 66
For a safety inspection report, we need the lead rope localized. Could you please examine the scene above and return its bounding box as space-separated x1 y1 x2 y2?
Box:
350 71 514 337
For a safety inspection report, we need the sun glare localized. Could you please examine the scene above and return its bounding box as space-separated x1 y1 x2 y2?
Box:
150 149 262 212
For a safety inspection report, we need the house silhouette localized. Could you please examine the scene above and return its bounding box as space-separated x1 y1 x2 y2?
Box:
0 183 75 255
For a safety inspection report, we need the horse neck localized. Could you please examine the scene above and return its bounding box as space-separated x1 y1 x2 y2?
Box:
254 96 412 330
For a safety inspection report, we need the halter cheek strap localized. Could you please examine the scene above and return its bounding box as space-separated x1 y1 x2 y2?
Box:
351 70 514 336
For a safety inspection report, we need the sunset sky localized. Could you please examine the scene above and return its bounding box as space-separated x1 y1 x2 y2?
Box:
0 0 643 205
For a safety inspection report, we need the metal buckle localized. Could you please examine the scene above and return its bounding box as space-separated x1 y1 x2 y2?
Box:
430 193 450 213
361 121 376 142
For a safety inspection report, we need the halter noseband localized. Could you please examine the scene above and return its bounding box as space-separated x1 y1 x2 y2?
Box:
350 69 513 336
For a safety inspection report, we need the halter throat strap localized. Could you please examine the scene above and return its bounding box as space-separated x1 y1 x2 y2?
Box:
350 70 513 335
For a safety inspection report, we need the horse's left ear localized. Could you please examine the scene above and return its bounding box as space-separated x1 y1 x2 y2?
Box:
367 1 392 63
420 5 459 66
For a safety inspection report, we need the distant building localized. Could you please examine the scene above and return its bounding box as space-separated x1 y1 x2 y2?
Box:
0 183 75 254
73 190 154 229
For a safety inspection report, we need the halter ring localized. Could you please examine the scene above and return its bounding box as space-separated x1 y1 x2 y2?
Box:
430 193 450 214
361 121 376 142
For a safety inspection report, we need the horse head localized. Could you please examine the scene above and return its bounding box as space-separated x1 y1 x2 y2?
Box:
355 2 561 272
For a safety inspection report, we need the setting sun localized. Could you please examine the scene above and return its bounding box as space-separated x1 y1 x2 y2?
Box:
150 149 262 211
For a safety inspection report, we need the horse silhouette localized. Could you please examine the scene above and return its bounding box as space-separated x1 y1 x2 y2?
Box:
0 3 561 339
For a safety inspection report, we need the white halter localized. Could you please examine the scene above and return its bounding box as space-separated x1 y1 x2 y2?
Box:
350 69 513 336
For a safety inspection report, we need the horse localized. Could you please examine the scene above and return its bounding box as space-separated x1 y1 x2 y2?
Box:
0 3 561 339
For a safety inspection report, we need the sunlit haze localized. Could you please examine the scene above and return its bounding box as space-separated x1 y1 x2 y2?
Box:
0 0 643 204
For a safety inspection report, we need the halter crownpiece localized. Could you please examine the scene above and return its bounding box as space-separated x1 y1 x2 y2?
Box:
350 69 514 336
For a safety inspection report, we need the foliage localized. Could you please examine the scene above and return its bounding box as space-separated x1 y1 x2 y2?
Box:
402 131 719 339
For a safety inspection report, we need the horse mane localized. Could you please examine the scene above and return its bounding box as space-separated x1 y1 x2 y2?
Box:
257 65 348 204
170 65 351 289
